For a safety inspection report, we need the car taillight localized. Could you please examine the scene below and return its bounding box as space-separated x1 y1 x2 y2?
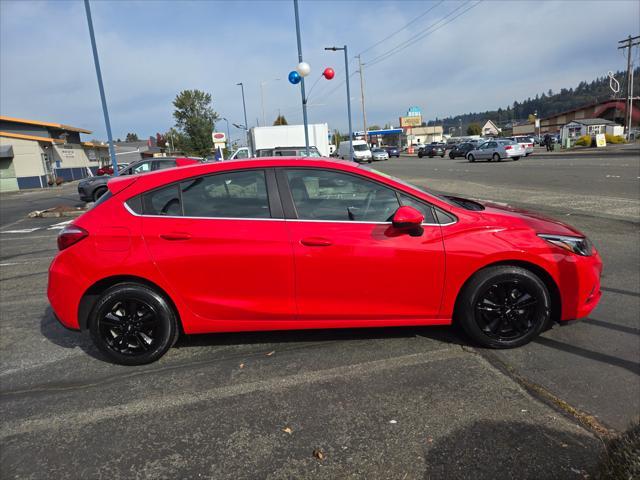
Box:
57 225 88 251
504 145 512 150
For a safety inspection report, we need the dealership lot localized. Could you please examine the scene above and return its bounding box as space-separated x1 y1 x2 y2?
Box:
1 151 638 478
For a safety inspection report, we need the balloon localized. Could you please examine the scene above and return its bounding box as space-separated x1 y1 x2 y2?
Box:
288 71 301 84
323 67 335 80
296 61 311 77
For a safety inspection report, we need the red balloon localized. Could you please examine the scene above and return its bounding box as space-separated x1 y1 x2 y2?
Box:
323 67 335 80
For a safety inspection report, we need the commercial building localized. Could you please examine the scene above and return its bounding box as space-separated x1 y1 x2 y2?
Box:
0 115 109 192
405 125 444 146
560 118 623 141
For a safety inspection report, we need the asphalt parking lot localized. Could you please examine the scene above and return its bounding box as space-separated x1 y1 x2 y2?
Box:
1 149 638 479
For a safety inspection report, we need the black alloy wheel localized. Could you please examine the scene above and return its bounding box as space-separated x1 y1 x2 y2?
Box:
89 283 178 365
93 187 107 202
456 265 550 348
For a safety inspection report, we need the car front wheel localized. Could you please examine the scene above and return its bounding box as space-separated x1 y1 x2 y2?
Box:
492 153 501 162
89 283 179 365
456 265 550 348
92 186 107 202
467 154 475 162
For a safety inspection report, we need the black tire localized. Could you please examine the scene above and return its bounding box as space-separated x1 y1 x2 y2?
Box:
440 154 445 158
449 153 455 159
89 283 179 365
455 265 551 349
468 154 475 162
492 153 501 162
513 156 520 161
418 153 423 158
92 186 107 202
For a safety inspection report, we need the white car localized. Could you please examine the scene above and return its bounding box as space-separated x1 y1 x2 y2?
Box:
371 148 389 161
509 136 535 156
466 139 524 162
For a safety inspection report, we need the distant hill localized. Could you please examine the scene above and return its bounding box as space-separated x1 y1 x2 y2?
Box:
429 68 639 130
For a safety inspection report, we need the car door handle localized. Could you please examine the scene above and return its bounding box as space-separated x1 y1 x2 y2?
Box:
300 237 332 247
159 232 192 241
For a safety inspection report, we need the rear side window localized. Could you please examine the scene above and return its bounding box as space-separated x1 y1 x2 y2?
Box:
143 184 181 216
180 170 270 218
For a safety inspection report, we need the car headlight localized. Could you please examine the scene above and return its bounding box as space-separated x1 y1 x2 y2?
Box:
538 234 594 256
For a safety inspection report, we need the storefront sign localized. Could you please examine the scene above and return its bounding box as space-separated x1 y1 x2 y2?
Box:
595 133 606 148
399 116 422 128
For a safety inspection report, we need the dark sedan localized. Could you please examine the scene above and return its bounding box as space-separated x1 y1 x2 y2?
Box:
384 146 400 157
448 142 475 159
78 157 199 202
418 144 445 158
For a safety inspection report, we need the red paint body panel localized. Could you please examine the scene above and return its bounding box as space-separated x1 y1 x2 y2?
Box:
48 157 602 335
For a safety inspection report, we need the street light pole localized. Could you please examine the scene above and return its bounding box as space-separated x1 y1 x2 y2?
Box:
293 0 309 156
83 0 118 176
236 82 249 150
325 45 353 159
221 117 232 155
356 54 368 145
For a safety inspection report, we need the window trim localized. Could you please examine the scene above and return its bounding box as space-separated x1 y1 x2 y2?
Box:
124 168 284 220
276 167 456 226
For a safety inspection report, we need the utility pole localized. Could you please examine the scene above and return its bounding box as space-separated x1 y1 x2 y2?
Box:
356 55 368 145
618 35 640 136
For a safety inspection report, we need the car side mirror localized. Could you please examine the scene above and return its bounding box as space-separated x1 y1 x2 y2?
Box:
392 206 424 235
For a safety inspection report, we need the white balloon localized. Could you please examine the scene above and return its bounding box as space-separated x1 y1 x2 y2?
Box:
296 62 311 77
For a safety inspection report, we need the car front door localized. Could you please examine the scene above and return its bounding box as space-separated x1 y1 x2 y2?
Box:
138 168 295 330
279 168 445 323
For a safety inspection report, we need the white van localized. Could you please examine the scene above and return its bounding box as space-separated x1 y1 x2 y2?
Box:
337 140 372 163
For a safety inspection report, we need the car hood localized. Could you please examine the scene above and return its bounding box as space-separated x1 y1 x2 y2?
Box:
79 176 109 186
477 200 584 237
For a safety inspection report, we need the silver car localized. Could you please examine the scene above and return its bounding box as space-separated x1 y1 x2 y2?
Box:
371 148 389 161
466 139 525 162
509 136 535 156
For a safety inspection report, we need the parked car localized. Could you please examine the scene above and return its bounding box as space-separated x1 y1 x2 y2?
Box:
509 136 535 156
466 139 525 162
96 165 113 176
418 144 445 158
49 157 602 365
337 139 372 163
371 148 390 161
384 146 400 157
78 157 199 202
448 142 475 159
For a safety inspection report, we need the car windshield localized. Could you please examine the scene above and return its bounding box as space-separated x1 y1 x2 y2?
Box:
361 166 460 207
353 144 369 151
372 149 385 153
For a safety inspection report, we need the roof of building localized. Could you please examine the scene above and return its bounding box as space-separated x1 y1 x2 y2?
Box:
540 98 632 121
81 141 109 149
0 115 92 134
566 118 618 126
0 131 64 144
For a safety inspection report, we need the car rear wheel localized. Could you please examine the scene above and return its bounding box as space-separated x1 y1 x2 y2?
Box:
456 266 550 348
418 153 423 158
468 154 475 162
89 283 179 365
513 156 520 161
492 153 501 162
449 153 455 159
92 186 107 202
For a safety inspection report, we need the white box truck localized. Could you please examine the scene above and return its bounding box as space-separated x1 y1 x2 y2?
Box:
230 123 330 159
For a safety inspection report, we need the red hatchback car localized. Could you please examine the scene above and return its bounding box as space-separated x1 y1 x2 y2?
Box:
48 158 602 365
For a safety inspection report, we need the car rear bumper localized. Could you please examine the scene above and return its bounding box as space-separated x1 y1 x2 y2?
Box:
48 253 87 330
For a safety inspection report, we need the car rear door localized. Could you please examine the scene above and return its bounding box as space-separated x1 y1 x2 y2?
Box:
137 168 295 330
278 168 446 323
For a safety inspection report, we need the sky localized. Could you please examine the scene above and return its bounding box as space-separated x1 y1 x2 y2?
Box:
1 0 639 143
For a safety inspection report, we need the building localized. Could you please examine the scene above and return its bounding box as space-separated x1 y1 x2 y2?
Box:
405 125 444 146
0 115 109 192
354 128 403 147
115 139 165 164
560 118 623 141
480 120 501 137
513 99 639 136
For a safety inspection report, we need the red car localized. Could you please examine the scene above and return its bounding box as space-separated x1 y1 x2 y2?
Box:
48 158 602 365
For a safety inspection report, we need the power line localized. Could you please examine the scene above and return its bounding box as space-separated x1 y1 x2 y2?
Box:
358 0 445 56
366 0 482 68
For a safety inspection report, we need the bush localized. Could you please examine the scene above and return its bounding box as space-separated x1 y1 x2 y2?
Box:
605 134 626 144
595 422 640 479
575 135 592 146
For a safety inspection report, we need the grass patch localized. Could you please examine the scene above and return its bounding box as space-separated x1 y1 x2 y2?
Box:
595 421 640 479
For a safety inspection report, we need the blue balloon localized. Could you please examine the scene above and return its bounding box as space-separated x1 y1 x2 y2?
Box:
288 71 301 85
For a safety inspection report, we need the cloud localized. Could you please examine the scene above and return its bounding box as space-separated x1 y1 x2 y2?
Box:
1 0 638 139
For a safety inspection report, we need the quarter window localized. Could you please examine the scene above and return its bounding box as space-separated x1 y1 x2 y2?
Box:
286 169 399 222
142 184 181 216
180 170 270 218
398 194 436 223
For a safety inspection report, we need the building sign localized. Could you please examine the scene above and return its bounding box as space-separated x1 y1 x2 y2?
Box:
406 106 422 117
87 149 96 161
399 116 422 128
60 149 75 158
595 133 606 148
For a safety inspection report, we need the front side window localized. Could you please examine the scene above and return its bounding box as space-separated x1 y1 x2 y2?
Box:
286 169 399 222
181 170 270 218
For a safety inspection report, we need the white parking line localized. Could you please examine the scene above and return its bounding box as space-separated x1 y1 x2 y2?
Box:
47 220 72 230
1 228 41 234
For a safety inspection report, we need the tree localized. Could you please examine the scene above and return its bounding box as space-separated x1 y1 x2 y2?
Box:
172 89 218 156
527 114 537 124
333 130 342 146
467 123 482 135
116 138 122 142
273 115 288 126
368 124 381 131
125 132 139 142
